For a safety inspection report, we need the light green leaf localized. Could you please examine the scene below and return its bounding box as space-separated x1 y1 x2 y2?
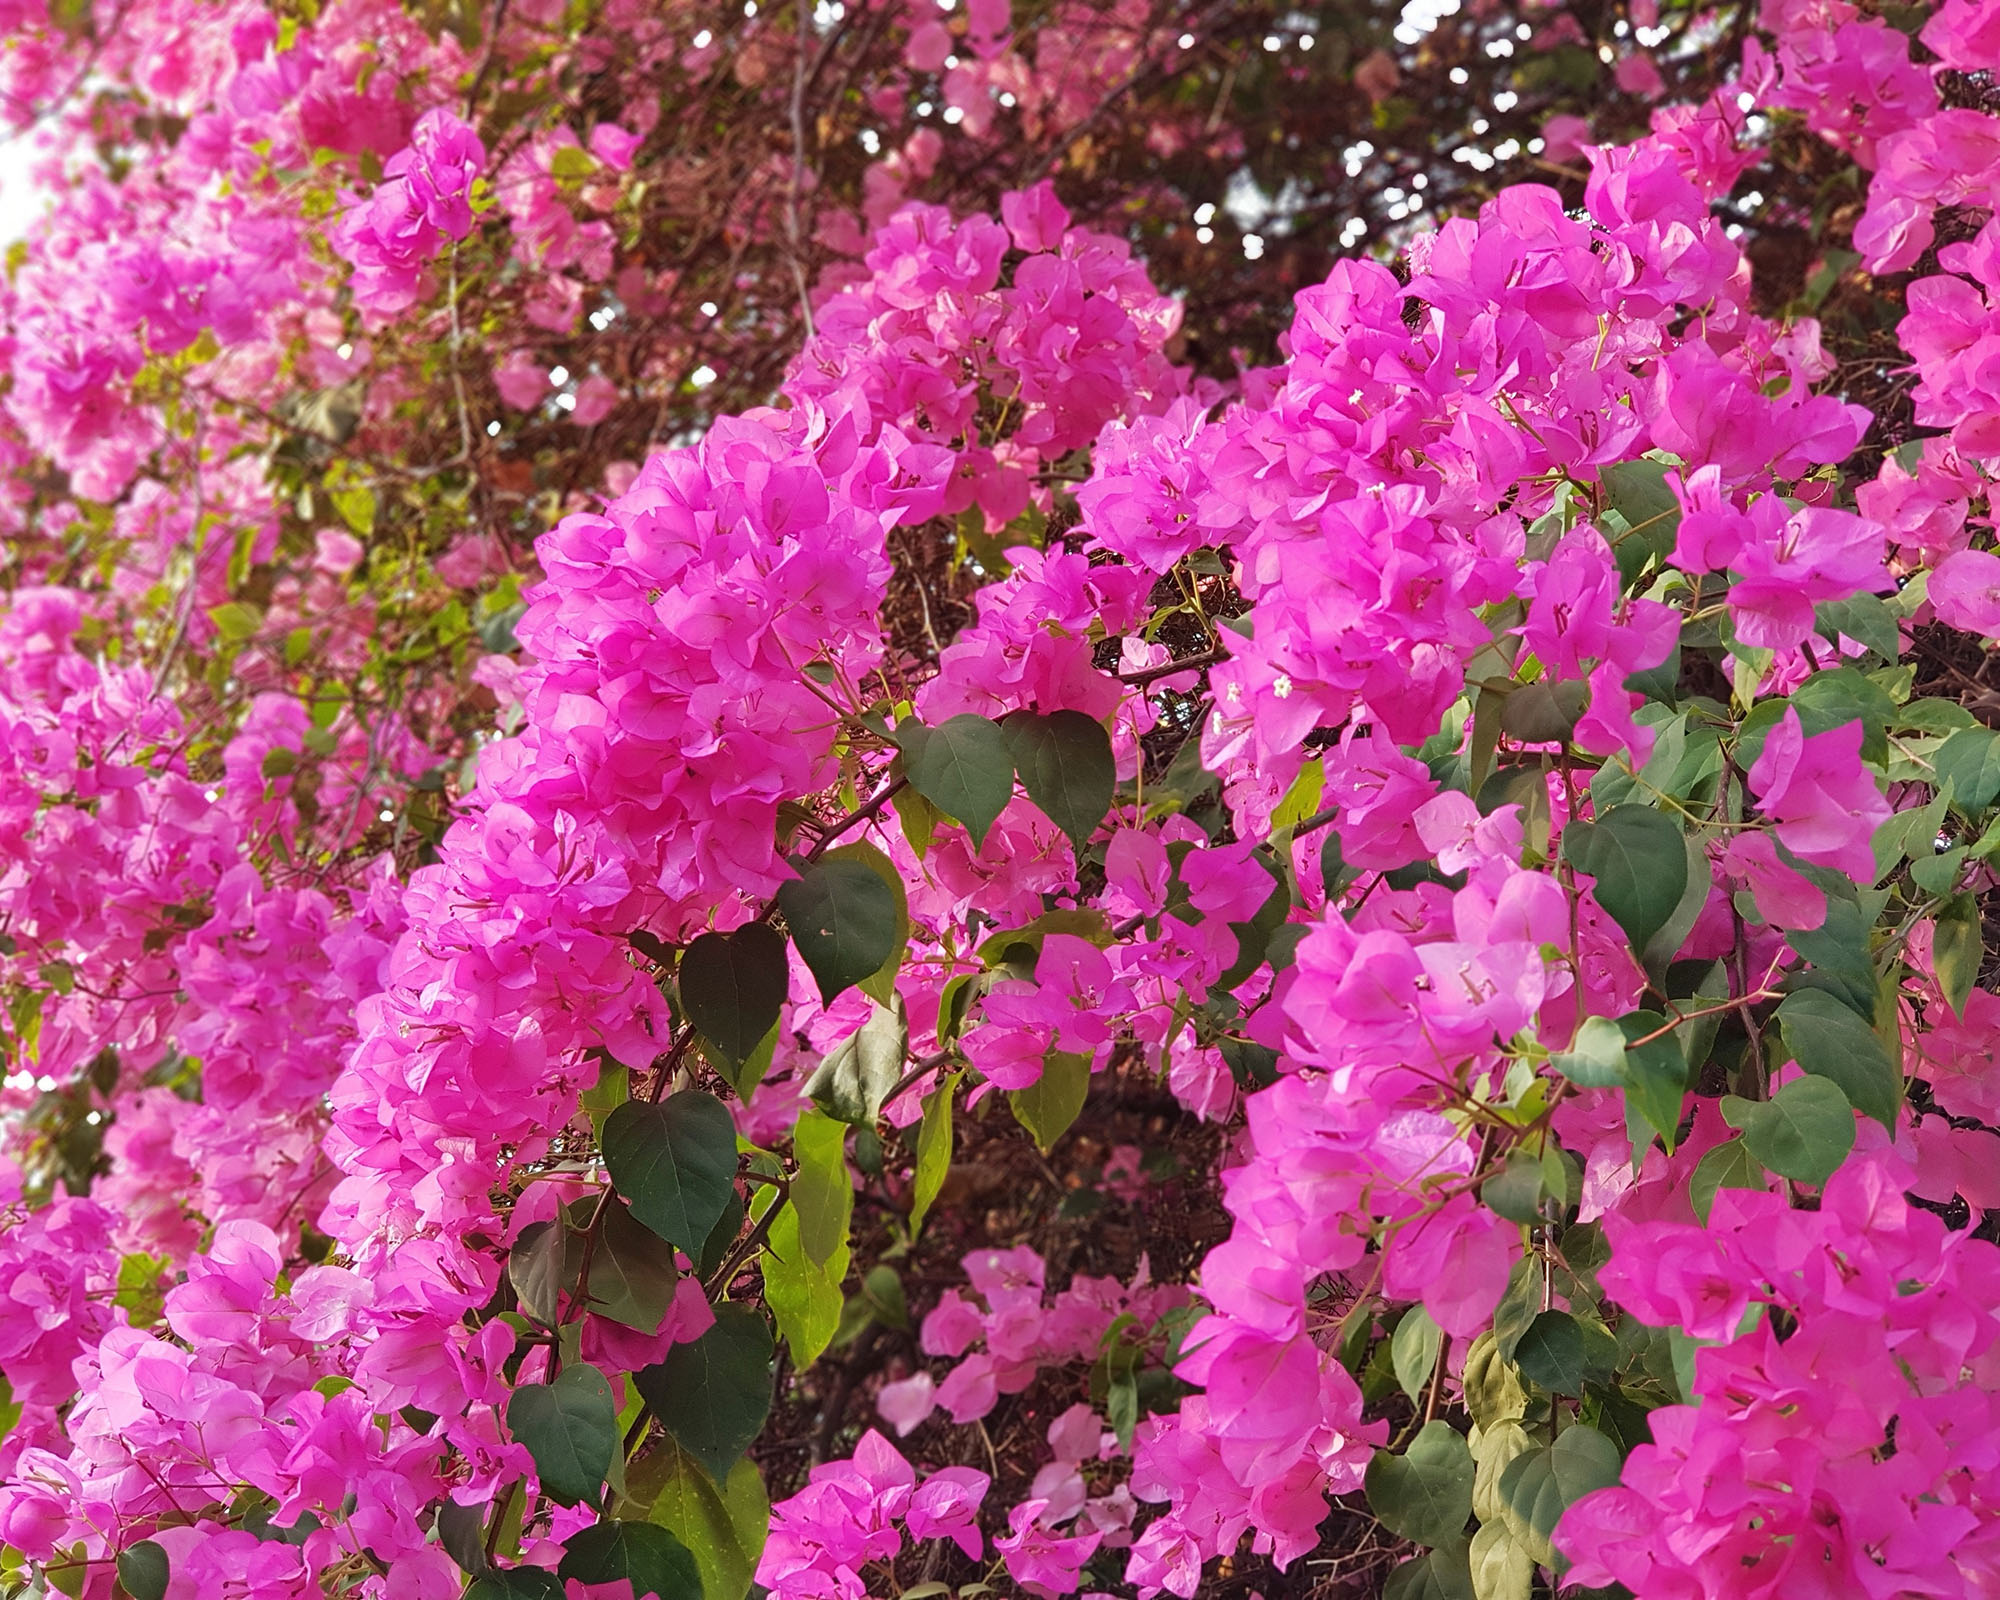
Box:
1468 1519 1533 1600
1934 892 1982 1020
640 1439 769 1600
790 1108 853 1269
1689 1137 1764 1223
1935 725 2000 816
1392 1305 1444 1404
909 1071 959 1236
1008 1048 1091 1153
1496 1423 1622 1566
805 999 906 1126
757 1187 845 1369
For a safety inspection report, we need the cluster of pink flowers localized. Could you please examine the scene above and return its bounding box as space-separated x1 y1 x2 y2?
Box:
331 109 487 318
1563 1149 2000 1594
2 0 2000 1592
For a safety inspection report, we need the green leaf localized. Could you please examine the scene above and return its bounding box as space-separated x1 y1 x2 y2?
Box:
112 1253 169 1328
558 1521 701 1600
909 1071 959 1235
1383 1539 1475 1600
116 1542 170 1600
826 841 910 1007
1481 1151 1556 1224
1562 805 1688 952
602 1091 740 1256
1721 1076 1856 1186
581 1060 630 1138
804 999 906 1126
1934 726 2000 816
1774 989 1901 1128
778 858 899 1005
635 1305 774 1484
757 1186 845 1368
678 926 789 1070
1689 1137 1764 1223
1365 1419 1475 1547
1468 1519 1533 1600
790 1109 853 1269
1934 892 1982 1019
1815 594 1900 661
506 1363 618 1508
1640 831 1713 975
1616 1011 1690 1152
1392 1306 1443 1405
510 1219 571 1326
1512 1310 1585 1396
639 1439 769 1600
1496 1424 1622 1566
1600 457 1681 582
1461 1333 1528 1430
1002 709 1116 852
1550 1016 1629 1088
588 1200 681 1333
465 1572 565 1600
438 1497 490 1575
1008 1048 1091 1153
897 714 1015 849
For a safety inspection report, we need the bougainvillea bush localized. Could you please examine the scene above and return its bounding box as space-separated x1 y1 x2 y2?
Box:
0 0 1999 1594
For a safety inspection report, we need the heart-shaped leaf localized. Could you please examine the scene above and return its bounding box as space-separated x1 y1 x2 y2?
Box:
678 925 789 1070
602 1091 739 1257
1002 710 1115 853
897 713 1015 849
506 1363 618 1508
777 859 899 1005
634 1305 775 1484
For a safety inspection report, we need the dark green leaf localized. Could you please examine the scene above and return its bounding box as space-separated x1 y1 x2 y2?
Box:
678 925 789 1070
1365 1419 1475 1547
602 1092 740 1256
1600 458 1681 583
1722 1077 1856 1186
1497 1424 1622 1566
116 1542 169 1600
1008 1048 1091 1152
465 1571 566 1600
509 1219 569 1326
1774 989 1901 1128
588 1200 681 1334
1512 1310 1585 1396
1481 1151 1554 1224
635 1305 775 1484
1002 710 1116 852
1498 679 1587 743
1563 806 1688 952
1616 1012 1690 1152
558 1520 701 1600
778 859 900 1005
1382 1539 1475 1600
506 1363 618 1508
897 714 1015 850
696 1186 746 1281
1689 1137 1764 1223
438 1496 490 1575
